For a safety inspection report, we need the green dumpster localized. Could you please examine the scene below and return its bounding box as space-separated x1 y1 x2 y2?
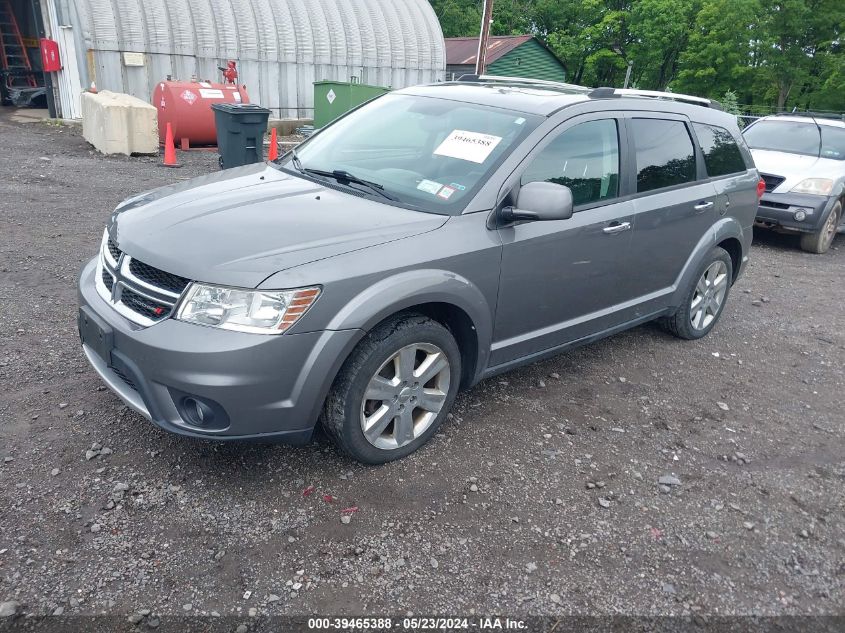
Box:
313 80 390 128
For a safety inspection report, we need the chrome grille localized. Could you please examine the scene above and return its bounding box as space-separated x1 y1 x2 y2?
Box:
128 258 189 294
107 238 122 262
101 268 114 292
760 173 785 193
120 286 172 322
96 229 190 326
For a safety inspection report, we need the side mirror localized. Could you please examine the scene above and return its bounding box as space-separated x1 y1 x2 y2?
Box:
502 181 574 223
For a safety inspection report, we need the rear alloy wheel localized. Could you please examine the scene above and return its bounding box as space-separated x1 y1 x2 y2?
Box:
321 314 461 464
661 246 733 340
689 260 729 331
800 201 841 254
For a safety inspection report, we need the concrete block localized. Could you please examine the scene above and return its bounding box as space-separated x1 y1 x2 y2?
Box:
81 91 158 156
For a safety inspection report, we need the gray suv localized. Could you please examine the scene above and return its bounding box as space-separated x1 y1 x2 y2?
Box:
78 77 760 463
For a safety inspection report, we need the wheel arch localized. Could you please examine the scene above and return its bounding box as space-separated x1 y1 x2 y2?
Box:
671 218 746 308
716 236 743 283
325 269 493 387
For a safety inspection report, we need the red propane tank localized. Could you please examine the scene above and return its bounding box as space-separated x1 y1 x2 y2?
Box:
153 80 250 147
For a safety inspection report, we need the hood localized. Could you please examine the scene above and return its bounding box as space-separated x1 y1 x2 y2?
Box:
109 164 448 288
749 149 845 194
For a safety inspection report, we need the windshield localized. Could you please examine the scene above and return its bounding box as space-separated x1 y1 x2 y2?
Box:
744 120 845 160
282 93 541 213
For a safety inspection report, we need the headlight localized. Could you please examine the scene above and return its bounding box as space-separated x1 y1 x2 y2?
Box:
790 178 833 195
176 284 321 334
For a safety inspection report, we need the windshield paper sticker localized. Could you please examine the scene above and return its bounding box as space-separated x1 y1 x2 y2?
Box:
417 179 443 195
437 186 457 200
434 130 503 164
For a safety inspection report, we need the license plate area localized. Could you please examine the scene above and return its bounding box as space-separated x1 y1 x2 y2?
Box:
79 306 114 364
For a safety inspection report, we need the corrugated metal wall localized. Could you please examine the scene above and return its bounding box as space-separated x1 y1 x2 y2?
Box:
53 0 445 118
488 40 567 83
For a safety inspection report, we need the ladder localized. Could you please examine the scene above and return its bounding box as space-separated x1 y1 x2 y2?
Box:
0 0 37 90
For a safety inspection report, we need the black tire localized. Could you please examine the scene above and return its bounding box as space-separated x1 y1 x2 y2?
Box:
800 200 841 254
661 246 733 340
321 313 461 464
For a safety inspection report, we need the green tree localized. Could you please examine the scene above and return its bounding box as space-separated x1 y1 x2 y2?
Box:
674 0 762 103
628 0 701 90
429 0 480 38
428 0 845 111
757 0 845 110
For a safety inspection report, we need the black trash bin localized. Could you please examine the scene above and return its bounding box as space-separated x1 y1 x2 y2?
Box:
211 103 272 169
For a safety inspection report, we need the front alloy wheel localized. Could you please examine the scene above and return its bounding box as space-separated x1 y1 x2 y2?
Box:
360 343 450 450
321 314 461 464
800 201 841 254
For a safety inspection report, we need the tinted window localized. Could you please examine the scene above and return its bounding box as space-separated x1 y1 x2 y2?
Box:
743 120 818 157
743 120 845 160
521 120 619 206
631 119 696 193
693 123 747 176
820 126 845 160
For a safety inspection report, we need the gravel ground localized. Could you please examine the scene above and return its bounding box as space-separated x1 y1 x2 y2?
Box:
0 113 843 625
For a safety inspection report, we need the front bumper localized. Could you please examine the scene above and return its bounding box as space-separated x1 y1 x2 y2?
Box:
755 192 835 233
77 258 360 442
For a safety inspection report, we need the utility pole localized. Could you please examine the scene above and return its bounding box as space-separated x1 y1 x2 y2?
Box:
623 61 633 89
475 0 494 75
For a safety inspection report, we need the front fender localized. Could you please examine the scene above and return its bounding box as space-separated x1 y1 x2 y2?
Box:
325 269 493 383
670 217 748 308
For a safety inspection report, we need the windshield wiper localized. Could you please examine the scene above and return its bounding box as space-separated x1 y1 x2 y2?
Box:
301 168 397 202
288 148 304 172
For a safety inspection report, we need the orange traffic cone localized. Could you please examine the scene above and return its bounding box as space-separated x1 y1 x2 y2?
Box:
162 122 181 168
268 127 279 161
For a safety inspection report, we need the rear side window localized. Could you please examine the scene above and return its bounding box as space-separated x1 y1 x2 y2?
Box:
521 119 619 206
631 119 696 193
693 123 746 176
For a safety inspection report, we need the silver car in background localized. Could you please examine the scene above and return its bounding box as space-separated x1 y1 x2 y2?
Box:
743 114 845 253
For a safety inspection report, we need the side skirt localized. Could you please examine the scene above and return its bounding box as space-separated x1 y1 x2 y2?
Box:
478 309 670 382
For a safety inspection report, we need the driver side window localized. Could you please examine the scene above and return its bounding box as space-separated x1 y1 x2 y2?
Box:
521 119 620 207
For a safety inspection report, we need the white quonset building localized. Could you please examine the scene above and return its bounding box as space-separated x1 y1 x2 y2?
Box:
37 0 446 119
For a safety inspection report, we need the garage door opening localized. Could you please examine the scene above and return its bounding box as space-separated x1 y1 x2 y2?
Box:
0 0 46 108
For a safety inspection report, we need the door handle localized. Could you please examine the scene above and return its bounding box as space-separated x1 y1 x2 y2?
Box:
602 221 631 234
694 201 715 212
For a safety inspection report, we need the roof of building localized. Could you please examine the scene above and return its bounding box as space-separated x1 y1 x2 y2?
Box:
445 35 534 66
60 0 445 117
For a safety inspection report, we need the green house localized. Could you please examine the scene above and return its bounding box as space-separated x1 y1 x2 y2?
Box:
445 35 567 82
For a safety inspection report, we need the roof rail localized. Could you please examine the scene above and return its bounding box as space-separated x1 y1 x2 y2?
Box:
457 74 590 93
589 87 722 110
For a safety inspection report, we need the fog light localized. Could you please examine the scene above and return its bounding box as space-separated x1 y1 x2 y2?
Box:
793 209 807 222
182 397 215 427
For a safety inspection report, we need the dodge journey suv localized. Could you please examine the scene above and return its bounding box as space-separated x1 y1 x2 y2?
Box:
78 77 760 463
